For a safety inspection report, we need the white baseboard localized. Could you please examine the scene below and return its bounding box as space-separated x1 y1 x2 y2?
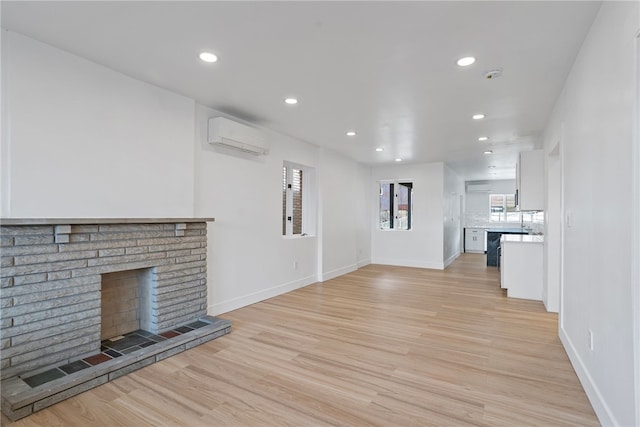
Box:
357 258 371 269
208 274 316 316
559 326 617 426
321 263 358 282
443 252 460 268
371 257 444 270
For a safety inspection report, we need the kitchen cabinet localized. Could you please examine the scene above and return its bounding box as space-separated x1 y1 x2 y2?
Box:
500 234 544 301
464 228 485 253
516 150 544 211
486 228 528 266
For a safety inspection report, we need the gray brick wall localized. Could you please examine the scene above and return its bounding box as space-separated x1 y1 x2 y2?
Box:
0 221 209 380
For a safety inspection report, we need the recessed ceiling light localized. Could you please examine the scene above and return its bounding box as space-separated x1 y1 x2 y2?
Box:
375 148 384 152
284 98 298 105
395 158 403 162
346 131 357 137
199 52 218 63
472 114 485 120
478 136 489 141
457 56 476 67
484 150 493 155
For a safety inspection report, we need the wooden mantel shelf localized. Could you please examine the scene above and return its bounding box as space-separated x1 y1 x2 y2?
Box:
0 218 215 226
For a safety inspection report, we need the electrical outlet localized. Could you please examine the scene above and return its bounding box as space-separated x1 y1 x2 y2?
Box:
293 260 298 270
588 330 594 351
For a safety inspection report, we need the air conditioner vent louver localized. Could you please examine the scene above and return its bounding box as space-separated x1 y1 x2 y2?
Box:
208 117 268 156
466 183 491 193
215 137 268 156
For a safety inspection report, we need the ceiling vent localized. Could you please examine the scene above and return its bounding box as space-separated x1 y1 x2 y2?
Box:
466 183 491 193
485 68 503 80
208 117 268 156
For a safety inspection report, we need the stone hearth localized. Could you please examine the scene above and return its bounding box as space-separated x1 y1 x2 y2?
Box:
0 218 231 421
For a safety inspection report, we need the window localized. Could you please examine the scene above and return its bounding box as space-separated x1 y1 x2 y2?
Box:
490 194 519 222
379 181 413 230
490 194 544 223
282 162 316 236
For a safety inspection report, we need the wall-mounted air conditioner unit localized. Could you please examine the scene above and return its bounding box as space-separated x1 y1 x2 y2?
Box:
466 183 491 193
208 117 268 156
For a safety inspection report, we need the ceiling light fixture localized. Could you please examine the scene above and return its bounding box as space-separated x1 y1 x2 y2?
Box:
199 52 218 63
478 136 489 141
346 131 357 137
472 114 485 120
484 150 493 155
488 165 496 168
284 98 298 105
395 158 402 162
375 148 384 152
457 56 476 67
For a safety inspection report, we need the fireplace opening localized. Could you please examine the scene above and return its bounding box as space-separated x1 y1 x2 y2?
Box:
100 268 152 340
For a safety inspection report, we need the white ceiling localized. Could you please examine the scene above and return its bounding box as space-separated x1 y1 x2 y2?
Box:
1 1 601 181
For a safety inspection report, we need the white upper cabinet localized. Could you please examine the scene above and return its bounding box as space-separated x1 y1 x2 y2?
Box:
516 150 545 211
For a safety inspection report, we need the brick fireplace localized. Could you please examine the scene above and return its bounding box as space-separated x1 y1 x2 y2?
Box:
0 218 231 420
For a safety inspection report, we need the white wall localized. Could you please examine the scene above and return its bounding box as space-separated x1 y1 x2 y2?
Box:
1 30 371 318
542 2 639 425
194 105 322 314
318 148 360 281
443 164 464 267
194 114 370 313
356 163 372 267
1 31 195 218
464 179 516 227
371 162 444 269
544 146 561 313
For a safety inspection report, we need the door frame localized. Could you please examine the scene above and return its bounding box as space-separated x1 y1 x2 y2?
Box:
632 28 640 427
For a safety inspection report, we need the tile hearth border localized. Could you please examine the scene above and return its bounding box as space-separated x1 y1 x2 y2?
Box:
1 315 231 421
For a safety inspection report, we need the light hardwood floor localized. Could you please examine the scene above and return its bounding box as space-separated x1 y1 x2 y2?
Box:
3 254 599 426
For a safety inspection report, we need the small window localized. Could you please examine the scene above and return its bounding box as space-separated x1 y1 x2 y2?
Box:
379 181 413 230
490 194 519 222
490 194 544 223
283 162 315 236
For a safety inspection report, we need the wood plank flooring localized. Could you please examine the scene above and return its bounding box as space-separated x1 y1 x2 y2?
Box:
2 254 599 426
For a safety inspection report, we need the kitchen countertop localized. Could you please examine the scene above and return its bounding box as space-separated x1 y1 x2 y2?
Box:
486 228 529 233
501 234 544 244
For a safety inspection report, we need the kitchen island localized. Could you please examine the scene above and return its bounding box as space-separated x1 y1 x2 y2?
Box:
485 228 529 266
500 234 544 301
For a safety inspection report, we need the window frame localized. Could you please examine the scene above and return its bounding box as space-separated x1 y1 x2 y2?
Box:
379 180 413 231
489 193 518 222
282 161 316 238
489 193 544 223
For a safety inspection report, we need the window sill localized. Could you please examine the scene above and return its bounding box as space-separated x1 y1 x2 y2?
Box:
282 234 316 240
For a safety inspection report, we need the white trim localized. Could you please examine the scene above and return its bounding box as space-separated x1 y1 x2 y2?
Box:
559 126 567 331
371 258 444 270
1 29 12 217
377 179 414 231
443 252 460 268
357 259 371 269
208 274 316 315
632 28 640 427
320 263 357 282
559 327 617 426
